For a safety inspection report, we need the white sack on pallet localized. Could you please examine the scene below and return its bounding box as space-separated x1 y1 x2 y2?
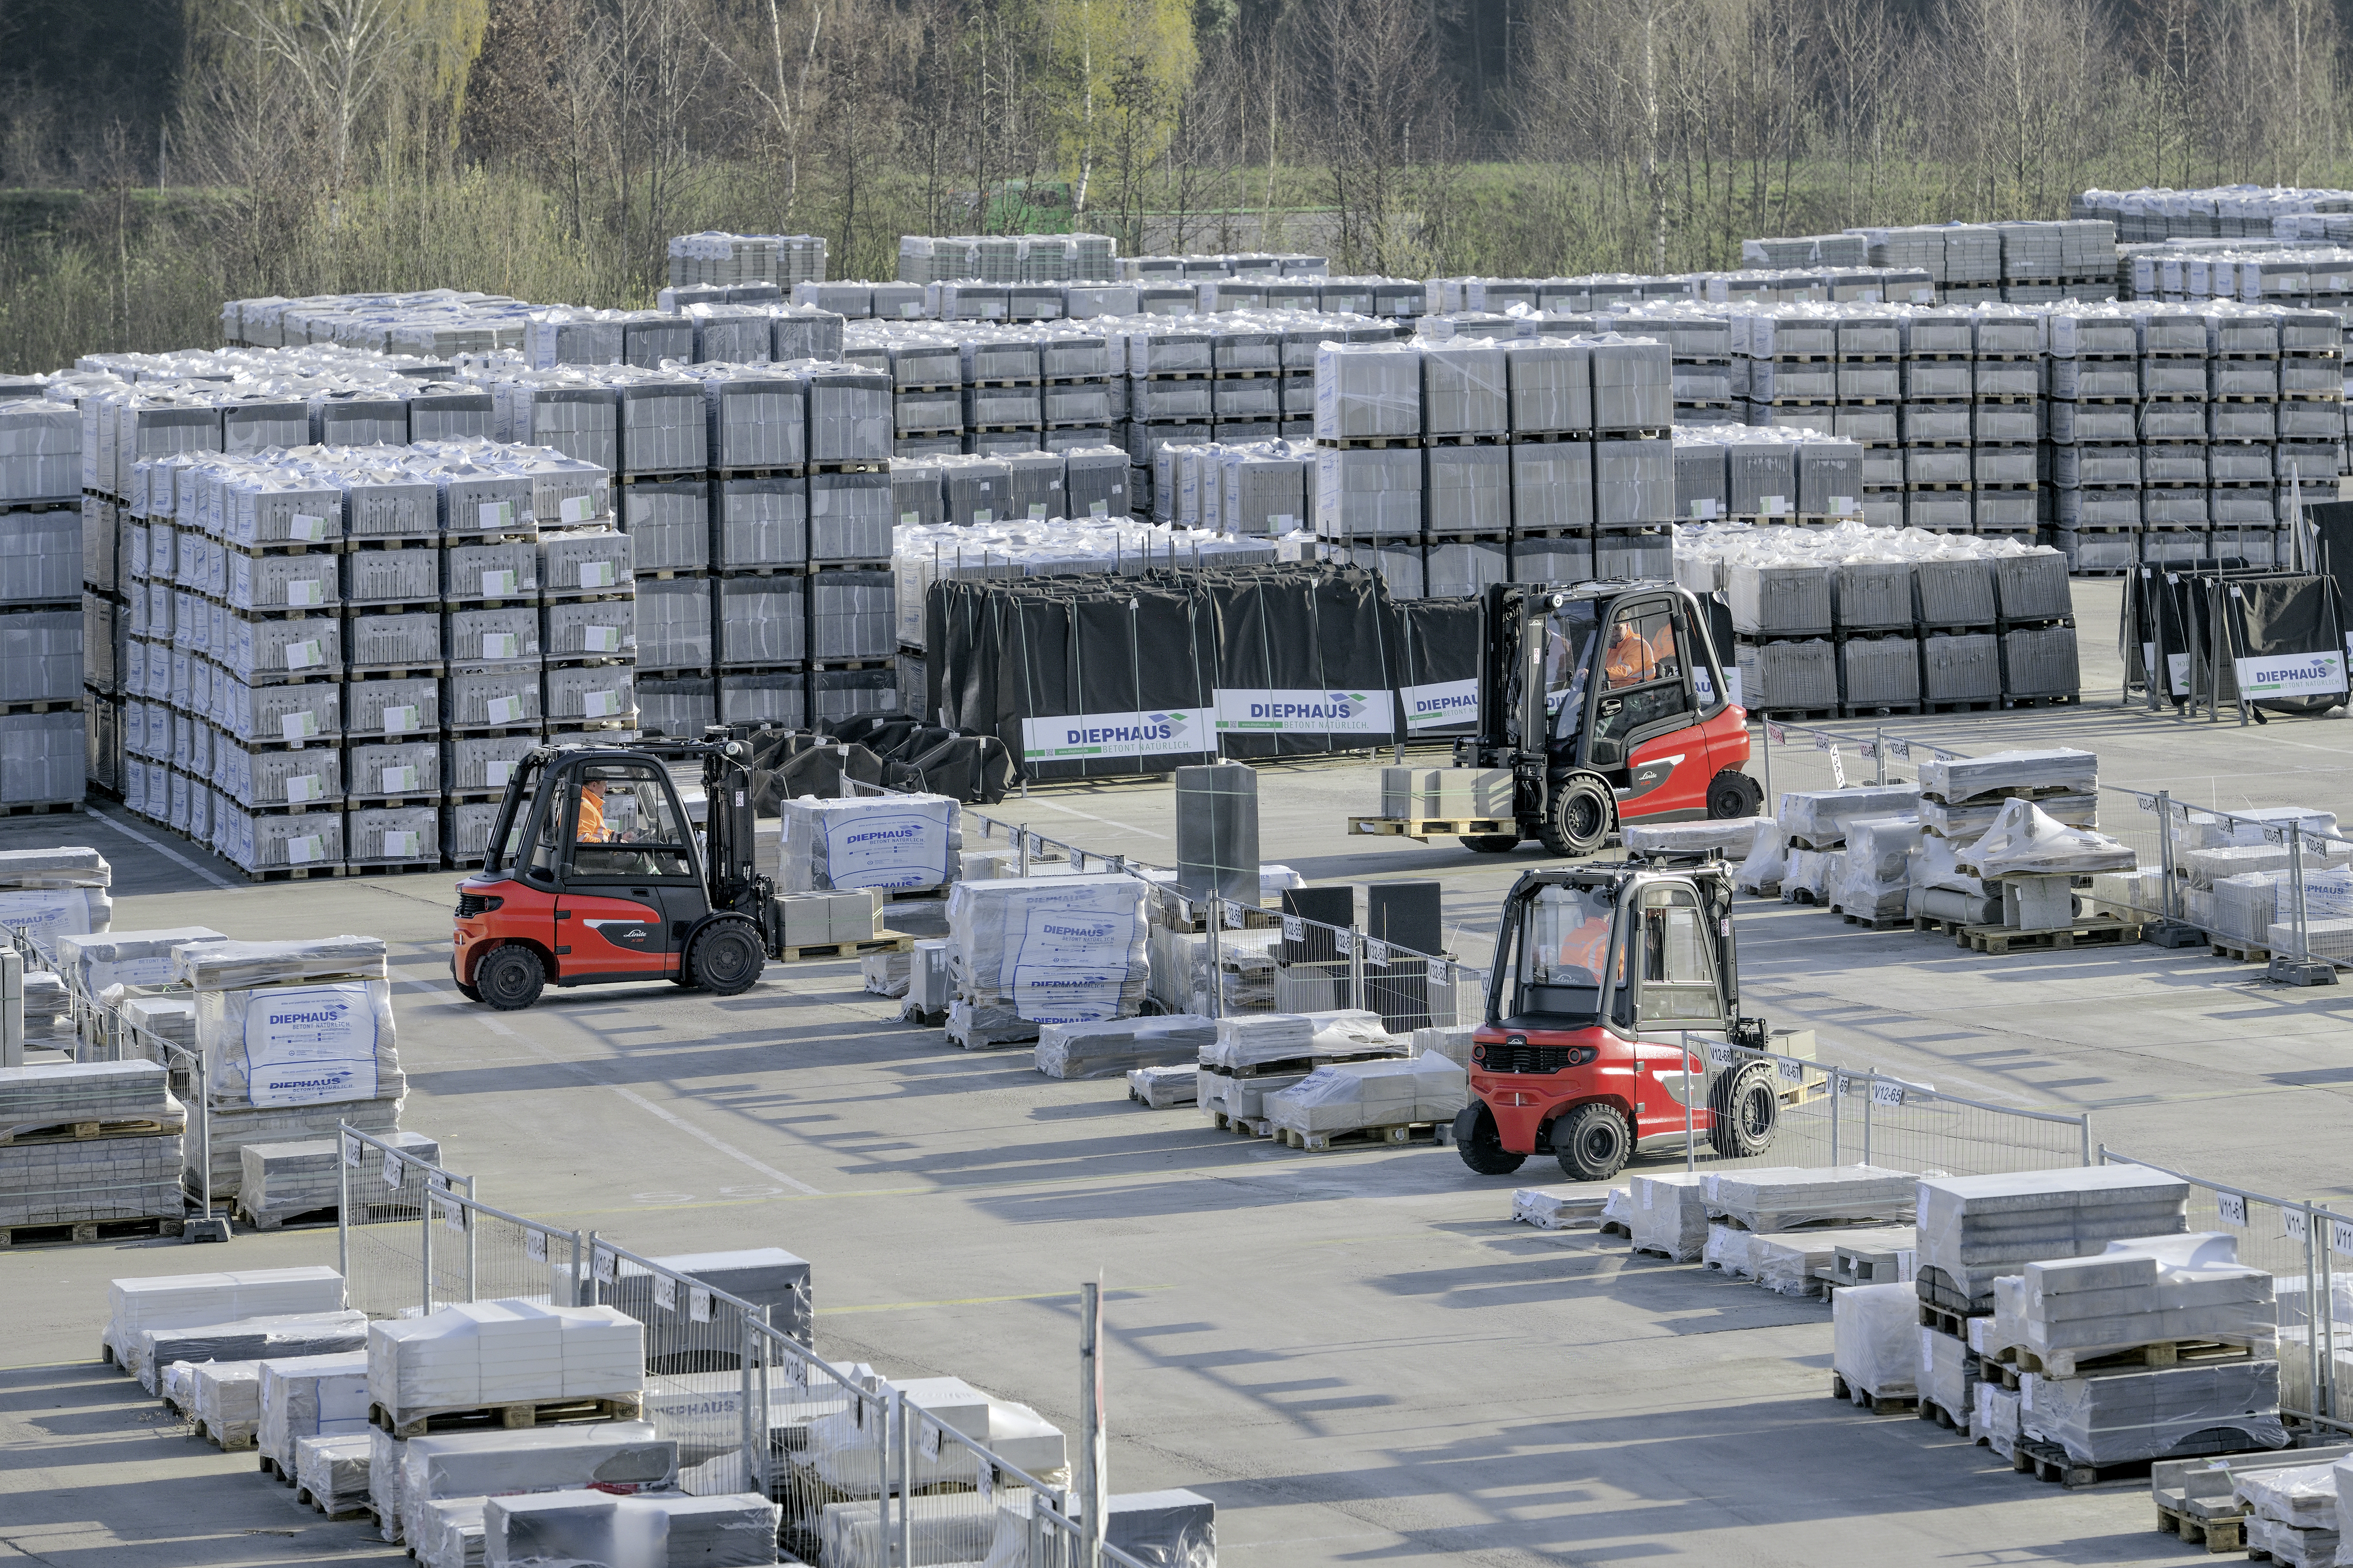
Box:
1832 1281 1918 1397
106 1265 345 1371
294 1431 372 1513
1959 799 2137 878
2022 1359 2285 1466
1204 1010 1392 1070
259 1351 370 1475
2022 1232 2276 1368
946 874 1149 1043
1630 1172 1712 1260
1916 748 2099 804
134 1310 369 1394
1035 1015 1217 1079
1264 1057 1468 1135
395 1421 677 1549
1916 1166 2191 1309
193 1360 263 1447
369 1299 645 1420
196 978 400 1109
781 793 959 893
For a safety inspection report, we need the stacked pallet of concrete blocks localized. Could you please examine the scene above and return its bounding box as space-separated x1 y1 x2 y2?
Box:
2016 1235 2287 1469
370 1299 646 1432
1629 1171 1713 1261
1502 337 1595 585
1262 1056 1468 1145
383 1420 675 1549
2047 305 2145 569
1591 336 1675 580
2230 1463 2343 1566
944 874 1149 1048
2138 304 2213 563
176 936 403 1200
1313 340 1424 594
1910 748 2100 927
240 1130 439 1230
1835 1281 1921 1406
486 1490 782 1568
2270 305 2343 567
1416 336 1510 596
0 1060 184 1232
102 1264 348 1377
1774 782 1922 905
1198 1010 1401 1127
1966 306 2043 537
1989 551 2081 704
1724 544 1836 717
1738 307 1836 434
1 396 88 809
1917 1166 2190 1320
1036 1015 1219 1081
1893 306 1976 532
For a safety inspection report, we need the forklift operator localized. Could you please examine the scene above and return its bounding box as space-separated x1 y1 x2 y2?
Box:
1603 617 1656 688
576 779 609 841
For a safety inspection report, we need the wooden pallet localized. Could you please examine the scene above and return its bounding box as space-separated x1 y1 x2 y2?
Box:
2155 1501 2247 1553
0 1214 184 1248
1916 1300 1983 1340
1273 1121 1438 1153
0 1115 184 1147
234 1202 340 1233
196 1417 256 1450
294 1486 370 1522
370 1391 643 1440
1347 814 1517 842
0 800 82 818
2210 937 2272 963
258 1453 291 1482
2002 1337 2265 1382
1918 1395 1970 1434
238 863 350 884
1954 914 2142 955
1830 1371 1919 1415
1833 907 1910 931
2013 1435 2149 1489
774 931 917 963
1211 1112 1272 1137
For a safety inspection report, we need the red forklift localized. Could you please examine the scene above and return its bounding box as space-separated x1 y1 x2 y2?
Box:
1355 580 1762 856
452 738 778 1010
1453 859 1783 1181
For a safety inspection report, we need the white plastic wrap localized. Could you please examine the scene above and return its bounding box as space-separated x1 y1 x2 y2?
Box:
1630 1172 1712 1260
2022 1232 2276 1371
1512 1186 1619 1230
1621 816 1768 860
1776 783 1926 847
170 935 385 990
485 1489 782 1568
1734 822 1789 893
1960 799 2138 878
1203 1009 1392 1070
196 977 400 1109
803 1377 1065 1496
2021 1359 2285 1466
1910 832 1984 896
781 793 960 893
105 1264 345 1371
1264 1057 1468 1134
369 1300 645 1421
1704 1223 1759 1278
1918 1323 1975 1425
132 1309 368 1394
1975 1382 2023 1459
2239 1461 2339 1526
1833 1282 1919 1397
294 1431 371 1512
1916 1166 2191 1308
57 925 227 998
193 1359 263 1446
1603 1185 1634 1230
1832 818 1922 918
1916 748 2099 805
1701 1165 1918 1231
945 875 1150 1045
415 1498 484 1568
1034 1016 1217 1079
259 1351 370 1473
1750 1225 1915 1295
395 1420 678 1548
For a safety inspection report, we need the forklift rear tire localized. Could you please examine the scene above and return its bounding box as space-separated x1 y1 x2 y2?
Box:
1553 1103 1631 1182
1454 1106 1527 1176
1538 776 1615 857
1708 1062 1780 1158
686 921 766 996
474 946 545 1012
1708 768 1765 820
1459 834 1521 853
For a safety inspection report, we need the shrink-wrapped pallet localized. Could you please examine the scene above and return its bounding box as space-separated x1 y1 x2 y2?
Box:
1511 1186 1619 1230
1701 1165 1918 1231
945 874 1149 1046
486 1489 781 1568
1916 1166 2190 1311
240 1131 438 1224
1833 818 1923 919
1834 1281 1919 1398
1917 748 2099 805
259 1351 370 1474
105 1264 345 1370
56 926 226 998
2022 1359 2285 1466
1958 799 2137 879
1263 1057 1468 1136
804 1376 1065 1496
134 1310 369 1393
605 1248 813 1352
0 846 112 939
0 1059 174 1126
396 1421 677 1550
780 793 958 893
1918 1322 1976 1427
2021 1232 2276 1371
369 1300 645 1423
415 1498 484 1568
1630 1171 1712 1260
294 1432 372 1512
1128 1063 1198 1108
1035 1015 1218 1079
1749 1225 1916 1296
1975 1381 2024 1459
1704 1223 1759 1278
193 1359 263 1447
1202 1009 1392 1070
1776 783 1924 848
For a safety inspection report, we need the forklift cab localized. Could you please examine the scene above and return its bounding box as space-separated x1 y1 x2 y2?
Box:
1468 581 1758 853
1456 862 1778 1181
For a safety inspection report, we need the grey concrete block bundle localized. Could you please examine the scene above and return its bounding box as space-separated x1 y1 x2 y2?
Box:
610 1247 813 1350
1834 1281 1919 1396
137 1310 370 1395
1263 1057 1467 1135
415 1497 484 1568
0 1059 173 1125
294 1431 372 1511
1314 446 1422 539
1738 638 1838 711
258 1351 370 1474
2021 1232 2276 1369
1777 783 1924 848
1917 747 2098 803
1631 1172 1713 1260
193 1358 264 1446
486 1489 781 1568
1036 1014 1218 1079
1916 1166 2190 1310
1313 342 1422 440
1728 562 1833 636
1129 1063 1198 1107
1918 1321 1977 1424
1593 437 1672 526
1203 1010 1393 1070
1922 631 2000 703
1834 816 1924 917
2022 1358 2285 1465
369 1300 646 1420
1701 1165 1918 1231
240 1130 438 1222
0 1125 183 1228
105 1263 344 1368
393 1421 678 1549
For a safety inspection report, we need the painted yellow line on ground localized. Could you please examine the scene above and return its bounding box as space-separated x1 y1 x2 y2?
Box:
818 1285 1173 1316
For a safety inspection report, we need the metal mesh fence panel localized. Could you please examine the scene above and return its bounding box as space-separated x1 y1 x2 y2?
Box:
2091 786 2177 925
586 1240 774 1495
451 1199 577 1309
337 1126 465 1319
748 1319 895 1566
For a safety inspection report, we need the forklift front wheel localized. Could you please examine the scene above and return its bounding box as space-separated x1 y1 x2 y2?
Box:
687 920 767 996
1458 834 1521 854
1539 776 1614 857
1453 1105 1526 1176
1708 768 1765 820
1552 1102 1631 1182
474 945 546 1012
1708 1062 1780 1158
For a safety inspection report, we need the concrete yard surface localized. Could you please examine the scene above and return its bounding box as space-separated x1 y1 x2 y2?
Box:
8 582 2353 1565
